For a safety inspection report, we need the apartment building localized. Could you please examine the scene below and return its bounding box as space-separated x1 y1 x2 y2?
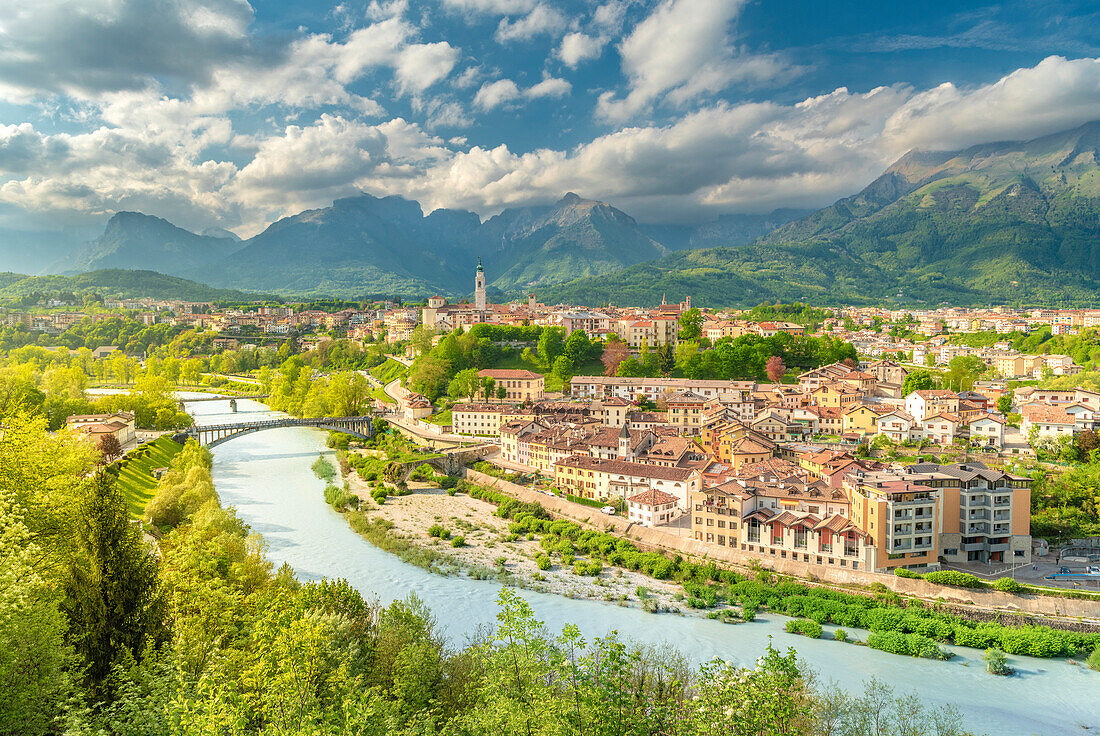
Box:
905 389 959 422
666 391 708 434
569 376 755 402
554 456 701 506
690 474 873 571
627 489 679 527
478 369 545 402
843 472 941 572
904 462 1031 565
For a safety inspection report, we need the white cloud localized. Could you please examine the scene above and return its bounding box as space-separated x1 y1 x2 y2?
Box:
0 0 257 102
494 4 567 42
526 77 571 99
441 0 536 16
474 79 522 110
597 0 792 122
881 55 1100 151
6 53 1100 235
557 32 605 67
394 42 460 93
474 76 570 109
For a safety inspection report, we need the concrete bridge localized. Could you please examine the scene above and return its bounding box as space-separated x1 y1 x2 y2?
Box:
181 394 270 403
186 415 376 448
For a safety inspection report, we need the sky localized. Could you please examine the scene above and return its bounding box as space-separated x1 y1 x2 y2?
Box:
2 0 1100 238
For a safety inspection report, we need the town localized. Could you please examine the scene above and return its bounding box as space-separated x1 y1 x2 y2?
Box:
8 261 1100 587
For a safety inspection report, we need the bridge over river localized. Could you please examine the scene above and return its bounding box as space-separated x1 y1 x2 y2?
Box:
185 415 376 448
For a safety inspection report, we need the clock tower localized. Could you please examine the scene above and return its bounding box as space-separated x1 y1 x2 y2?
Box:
474 257 487 311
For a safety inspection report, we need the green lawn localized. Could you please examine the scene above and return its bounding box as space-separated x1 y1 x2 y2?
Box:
370 358 408 384
115 436 184 518
427 408 452 426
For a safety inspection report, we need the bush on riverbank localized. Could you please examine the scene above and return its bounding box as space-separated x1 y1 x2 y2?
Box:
922 571 982 588
311 454 336 481
323 483 359 511
867 631 952 660
984 648 1013 675
785 619 822 639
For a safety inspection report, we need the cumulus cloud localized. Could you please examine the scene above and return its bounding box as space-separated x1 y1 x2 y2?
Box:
474 77 571 109
495 4 567 42
4 39 1100 236
441 0 536 16
597 0 793 122
474 79 522 110
0 0 256 102
557 32 606 67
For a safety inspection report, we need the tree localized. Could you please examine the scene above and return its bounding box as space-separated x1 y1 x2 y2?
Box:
0 496 73 735
61 472 165 698
996 395 1013 415
496 385 507 401
902 370 936 396
657 344 674 375
98 434 123 462
678 308 702 341
537 327 565 369
563 330 594 367
447 368 482 401
482 377 496 402
601 339 629 377
766 355 786 383
842 357 857 369
552 355 573 381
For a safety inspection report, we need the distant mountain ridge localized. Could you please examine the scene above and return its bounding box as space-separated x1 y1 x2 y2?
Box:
55 192 678 298
542 120 1100 307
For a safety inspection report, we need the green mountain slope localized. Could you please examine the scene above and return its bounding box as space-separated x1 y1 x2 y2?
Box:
0 269 268 304
57 212 245 275
543 121 1100 307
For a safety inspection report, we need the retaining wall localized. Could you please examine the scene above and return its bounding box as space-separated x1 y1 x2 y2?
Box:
463 469 1100 622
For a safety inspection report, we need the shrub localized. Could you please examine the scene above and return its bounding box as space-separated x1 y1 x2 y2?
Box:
371 488 388 505
311 454 336 481
993 577 1022 593
428 524 445 538
535 554 551 570
867 631 951 660
834 628 848 642
923 570 982 588
451 535 466 548
894 567 921 579
323 484 359 510
785 618 822 638
1088 647 1100 672
984 648 1013 676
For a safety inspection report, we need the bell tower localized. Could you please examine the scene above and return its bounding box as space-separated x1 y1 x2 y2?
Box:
475 257 487 311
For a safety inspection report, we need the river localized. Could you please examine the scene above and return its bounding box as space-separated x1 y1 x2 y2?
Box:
184 395 1099 735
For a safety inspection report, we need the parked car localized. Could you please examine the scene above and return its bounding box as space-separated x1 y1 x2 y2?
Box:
600 506 616 515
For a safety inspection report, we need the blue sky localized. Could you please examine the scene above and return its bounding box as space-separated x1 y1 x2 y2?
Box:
1 0 1100 237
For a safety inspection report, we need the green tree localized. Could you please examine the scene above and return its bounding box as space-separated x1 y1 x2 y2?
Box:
0 496 72 735
552 355 574 381
537 327 565 369
678 308 702 341
448 368 483 401
996 395 1013 414
61 472 165 698
902 369 936 396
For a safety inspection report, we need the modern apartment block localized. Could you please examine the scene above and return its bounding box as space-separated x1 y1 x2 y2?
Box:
905 462 1032 565
844 471 941 572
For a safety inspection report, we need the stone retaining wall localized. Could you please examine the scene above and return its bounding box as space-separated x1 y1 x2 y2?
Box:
463 468 1100 622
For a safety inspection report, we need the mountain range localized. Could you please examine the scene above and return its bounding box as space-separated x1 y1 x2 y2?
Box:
543 121 1100 307
48 192 676 298
21 120 1100 306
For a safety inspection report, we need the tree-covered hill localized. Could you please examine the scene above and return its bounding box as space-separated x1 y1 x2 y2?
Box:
0 269 269 304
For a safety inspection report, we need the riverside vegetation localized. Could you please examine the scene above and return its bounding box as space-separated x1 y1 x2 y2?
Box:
325 451 1099 666
2 410 987 734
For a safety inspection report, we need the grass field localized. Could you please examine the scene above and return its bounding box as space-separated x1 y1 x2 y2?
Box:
115 436 183 517
370 358 408 384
